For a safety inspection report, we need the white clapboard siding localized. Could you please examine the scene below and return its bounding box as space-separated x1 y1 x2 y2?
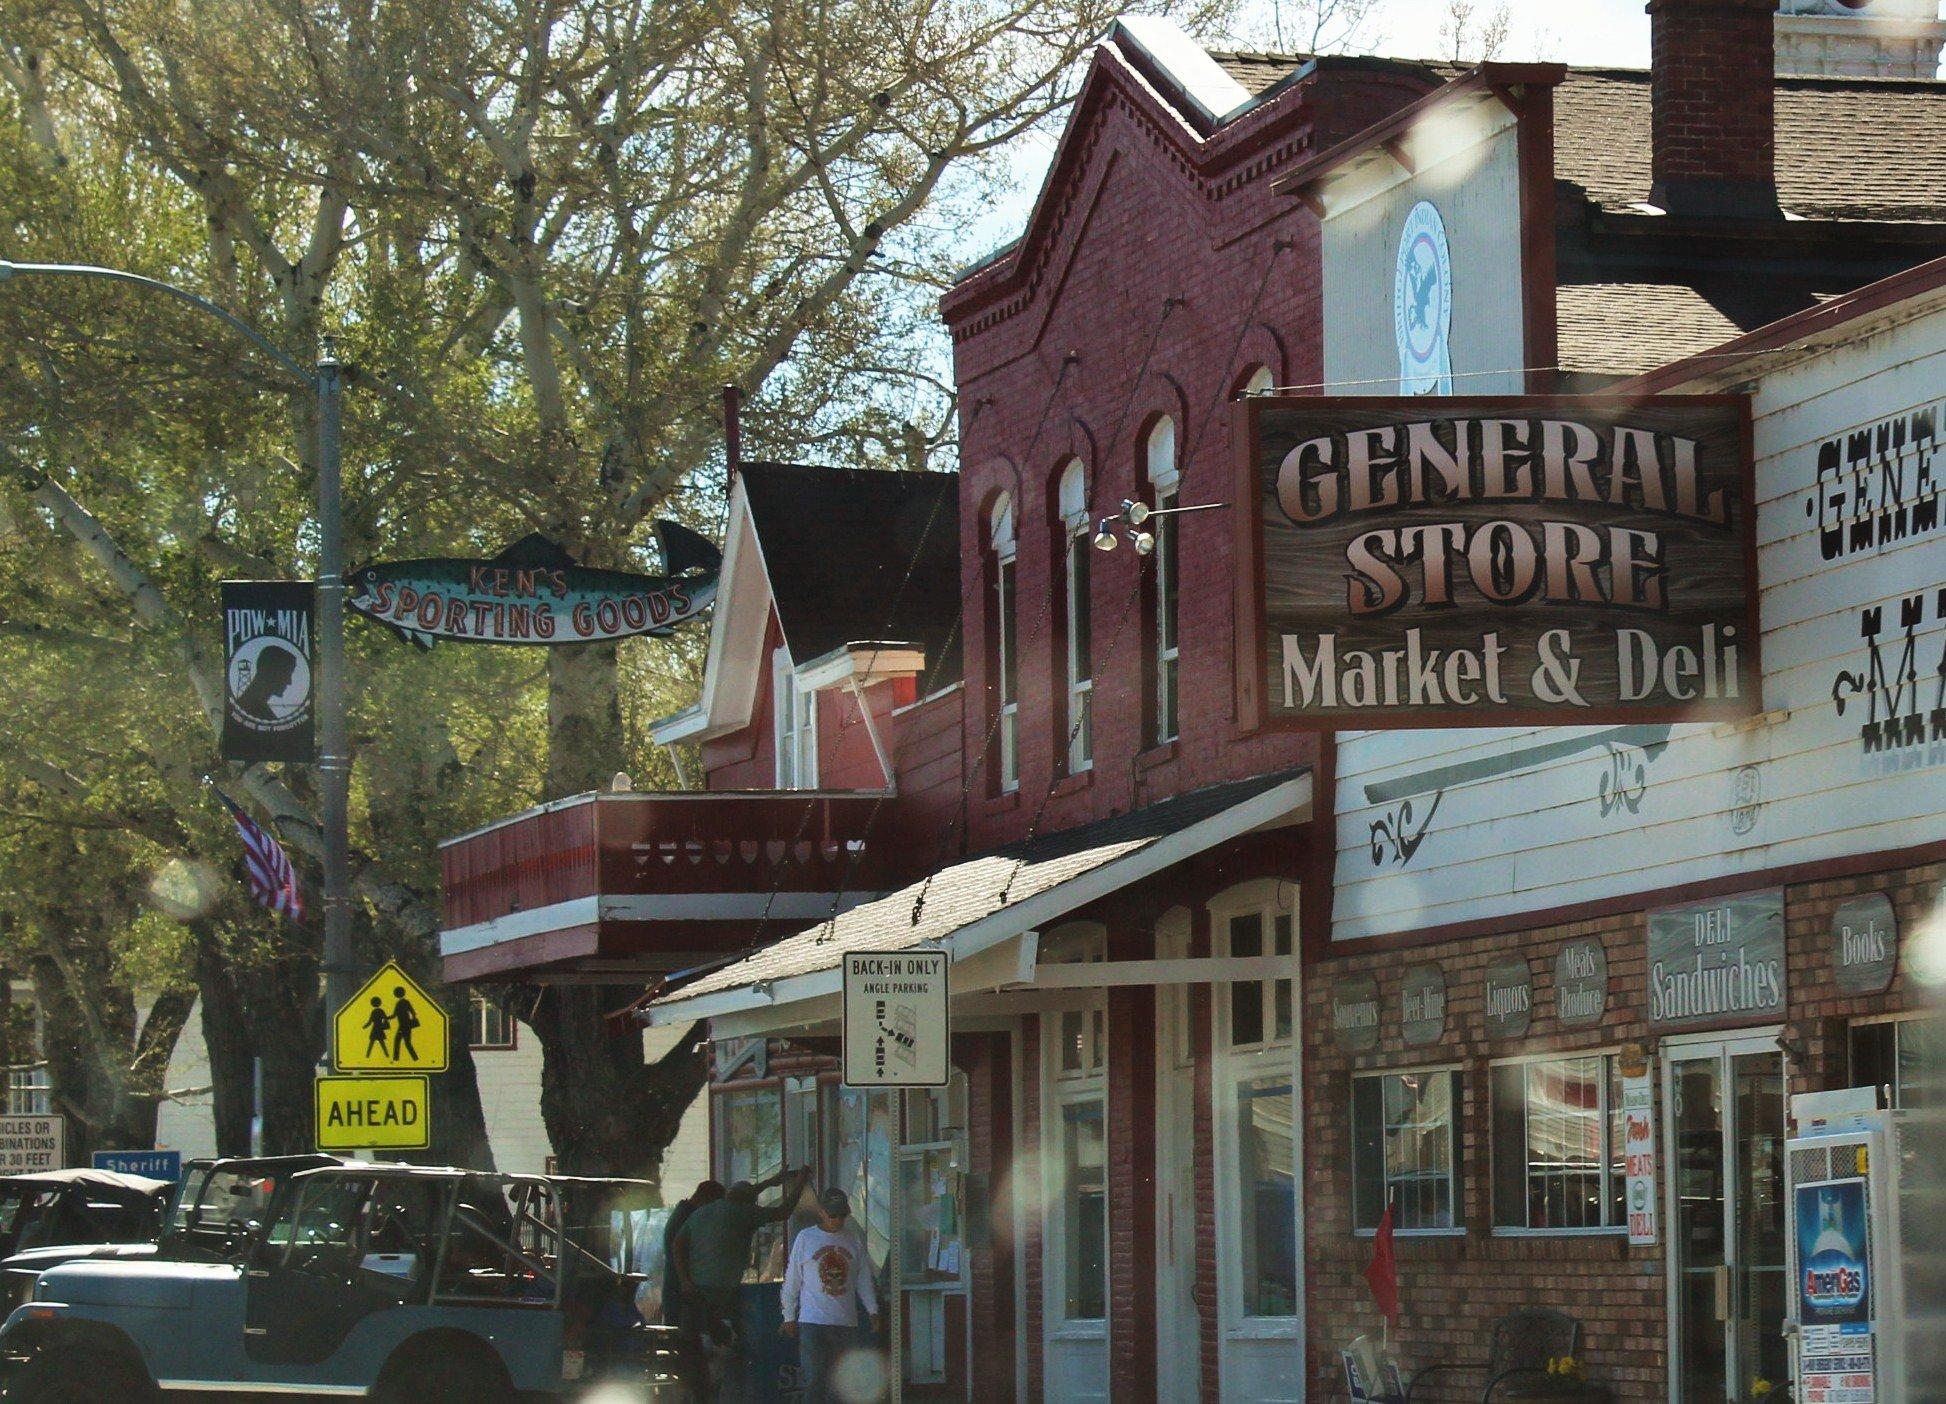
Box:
1331 302 1946 942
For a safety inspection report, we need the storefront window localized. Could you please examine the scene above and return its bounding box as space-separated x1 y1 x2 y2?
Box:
837 1087 894 1272
1226 911 1293 1049
1490 1055 1625 1232
1850 1015 1946 1110
716 1086 787 1280
1235 1073 1297 1316
1060 1098 1107 1321
1352 1069 1462 1233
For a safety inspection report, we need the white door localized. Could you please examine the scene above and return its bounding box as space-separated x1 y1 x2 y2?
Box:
1156 914 1202 1399
1212 891 1304 1404
1042 930 1110 1402
1663 1031 1788 1404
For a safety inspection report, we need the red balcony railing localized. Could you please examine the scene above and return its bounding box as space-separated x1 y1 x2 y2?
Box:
438 791 907 981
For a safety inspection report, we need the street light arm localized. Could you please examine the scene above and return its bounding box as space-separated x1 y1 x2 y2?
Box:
0 259 310 386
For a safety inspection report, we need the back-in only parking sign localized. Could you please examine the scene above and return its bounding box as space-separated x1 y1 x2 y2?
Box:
843 950 948 1088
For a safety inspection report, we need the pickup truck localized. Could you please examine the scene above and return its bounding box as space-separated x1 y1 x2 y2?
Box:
0 1163 682 1401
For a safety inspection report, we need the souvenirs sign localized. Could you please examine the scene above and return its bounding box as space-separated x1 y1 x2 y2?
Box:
221 581 316 762
348 524 719 649
1236 396 1757 727
1333 973 1381 1053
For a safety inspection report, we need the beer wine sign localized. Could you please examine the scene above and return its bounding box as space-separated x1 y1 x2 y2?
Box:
1236 396 1758 726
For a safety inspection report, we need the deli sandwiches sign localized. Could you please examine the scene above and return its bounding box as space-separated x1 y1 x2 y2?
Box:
1237 396 1757 726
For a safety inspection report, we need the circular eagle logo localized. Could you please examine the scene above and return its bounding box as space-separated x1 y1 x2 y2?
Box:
1393 200 1454 396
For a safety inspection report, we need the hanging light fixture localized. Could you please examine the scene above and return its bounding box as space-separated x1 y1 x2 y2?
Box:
1092 497 1228 552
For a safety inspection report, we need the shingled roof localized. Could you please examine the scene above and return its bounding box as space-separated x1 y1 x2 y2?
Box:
739 463 962 683
655 768 1309 1012
1554 67 1946 222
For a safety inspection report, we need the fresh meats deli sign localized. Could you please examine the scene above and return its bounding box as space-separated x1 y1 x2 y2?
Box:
347 525 719 649
1236 396 1757 726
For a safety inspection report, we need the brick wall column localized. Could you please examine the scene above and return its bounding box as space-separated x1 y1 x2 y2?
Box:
1021 1016 1045 1403
962 1032 1017 1402
1190 905 1222 1404
1107 926 1158 1404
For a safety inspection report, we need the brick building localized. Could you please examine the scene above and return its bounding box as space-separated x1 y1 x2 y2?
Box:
439 4 1946 1400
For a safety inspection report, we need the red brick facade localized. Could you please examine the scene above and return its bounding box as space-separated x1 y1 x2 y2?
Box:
1302 854 1944 1401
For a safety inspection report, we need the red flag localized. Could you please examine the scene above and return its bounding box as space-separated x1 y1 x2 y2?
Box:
1364 1201 1400 1327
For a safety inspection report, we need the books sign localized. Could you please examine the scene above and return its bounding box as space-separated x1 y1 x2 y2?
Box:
842 951 948 1088
1236 396 1757 727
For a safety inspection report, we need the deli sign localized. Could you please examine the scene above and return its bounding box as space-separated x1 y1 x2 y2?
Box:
1237 396 1757 726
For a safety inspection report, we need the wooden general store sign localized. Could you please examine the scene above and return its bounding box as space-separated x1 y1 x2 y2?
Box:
1236 396 1758 726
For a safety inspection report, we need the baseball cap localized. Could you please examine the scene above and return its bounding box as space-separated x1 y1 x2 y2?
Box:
818 1187 851 1219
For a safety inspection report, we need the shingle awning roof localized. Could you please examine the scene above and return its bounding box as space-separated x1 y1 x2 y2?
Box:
648 768 1312 1023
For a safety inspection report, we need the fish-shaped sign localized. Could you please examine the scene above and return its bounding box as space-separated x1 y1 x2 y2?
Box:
347 524 719 649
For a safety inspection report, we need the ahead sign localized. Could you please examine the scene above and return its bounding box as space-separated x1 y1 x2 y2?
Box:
842 951 948 1088
315 1075 430 1151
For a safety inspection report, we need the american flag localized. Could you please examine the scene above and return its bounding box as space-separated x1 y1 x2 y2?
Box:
214 789 306 922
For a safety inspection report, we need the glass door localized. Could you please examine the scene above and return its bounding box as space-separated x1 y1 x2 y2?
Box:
1665 1035 1786 1403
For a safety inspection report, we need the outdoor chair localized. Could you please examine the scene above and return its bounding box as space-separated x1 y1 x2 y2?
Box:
1403 1308 1581 1403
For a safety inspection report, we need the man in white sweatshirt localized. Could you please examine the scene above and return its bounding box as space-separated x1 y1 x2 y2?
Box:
780 1187 880 1404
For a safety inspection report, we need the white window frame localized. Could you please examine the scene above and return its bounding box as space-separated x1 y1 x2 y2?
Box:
1145 419 1180 746
1041 924 1108 1336
1847 1011 1945 1109
467 990 517 1051
991 494 1019 793
1058 459 1093 775
1351 1065 1466 1238
1210 884 1302 1338
1489 1048 1628 1237
772 647 818 789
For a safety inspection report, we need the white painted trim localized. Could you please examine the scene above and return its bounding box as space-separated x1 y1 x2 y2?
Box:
649 703 709 743
891 679 965 718
158 1386 366 1397
651 772 1313 1023
1018 955 1296 989
1112 16 1254 126
441 890 885 956
799 645 927 693
440 897 601 953
649 478 771 744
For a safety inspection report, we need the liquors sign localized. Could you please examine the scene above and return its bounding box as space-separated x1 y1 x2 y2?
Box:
1236 396 1758 727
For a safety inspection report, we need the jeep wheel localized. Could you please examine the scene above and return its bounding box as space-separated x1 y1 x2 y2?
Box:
11 1351 150 1403
374 1342 512 1404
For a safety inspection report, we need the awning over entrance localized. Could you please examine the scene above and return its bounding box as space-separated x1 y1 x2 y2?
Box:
646 767 1312 1035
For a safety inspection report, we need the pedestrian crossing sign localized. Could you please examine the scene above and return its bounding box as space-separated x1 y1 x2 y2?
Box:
332 962 449 1072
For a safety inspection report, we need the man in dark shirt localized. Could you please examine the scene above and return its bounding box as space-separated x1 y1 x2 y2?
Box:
660 1179 724 1327
673 1165 811 1340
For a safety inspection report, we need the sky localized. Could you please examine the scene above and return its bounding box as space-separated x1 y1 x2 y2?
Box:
963 0 1657 259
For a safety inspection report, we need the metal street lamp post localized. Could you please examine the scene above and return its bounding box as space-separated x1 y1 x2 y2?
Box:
0 259 357 1043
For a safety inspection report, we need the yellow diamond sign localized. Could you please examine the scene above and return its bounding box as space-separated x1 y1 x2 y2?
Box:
315 1075 430 1151
332 962 448 1073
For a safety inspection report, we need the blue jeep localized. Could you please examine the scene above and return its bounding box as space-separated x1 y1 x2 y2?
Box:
0 1164 681 1401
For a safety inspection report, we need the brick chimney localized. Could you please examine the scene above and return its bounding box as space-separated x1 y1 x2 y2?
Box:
1648 0 1783 219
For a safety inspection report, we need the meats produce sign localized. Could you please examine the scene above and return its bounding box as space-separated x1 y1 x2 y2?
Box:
348 524 718 649
1235 396 1758 727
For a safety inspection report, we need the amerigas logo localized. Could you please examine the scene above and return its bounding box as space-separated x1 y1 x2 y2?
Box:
1393 200 1453 396
1803 1189 1867 1311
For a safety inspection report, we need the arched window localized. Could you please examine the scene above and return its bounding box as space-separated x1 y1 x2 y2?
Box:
1242 365 1275 397
1146 419 1180 745
990 493 1019 793
1058 459 1093 774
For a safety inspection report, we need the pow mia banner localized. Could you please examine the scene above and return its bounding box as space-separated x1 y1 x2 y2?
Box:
1236 396 1759 727
222 580 316 762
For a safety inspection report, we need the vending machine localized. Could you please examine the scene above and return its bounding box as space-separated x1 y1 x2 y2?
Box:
1784 1089 1922 1404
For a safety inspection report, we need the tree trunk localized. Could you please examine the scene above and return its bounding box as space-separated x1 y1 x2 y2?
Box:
546 643 627 795
192 931 259 1156
523 986 707 1186
530 641 708 1180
